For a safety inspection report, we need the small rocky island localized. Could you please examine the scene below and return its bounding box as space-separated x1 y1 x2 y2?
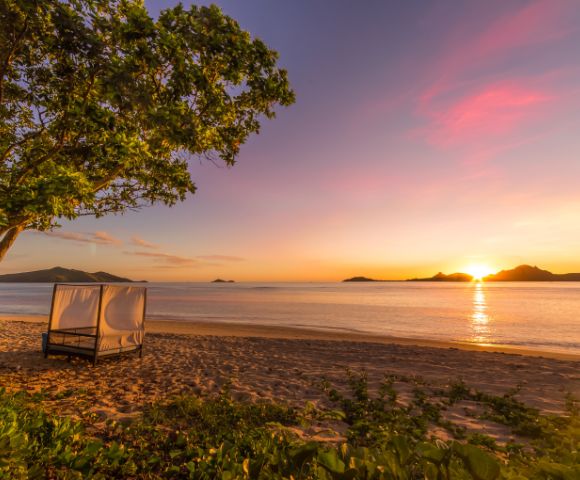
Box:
0 267 136 283
212 278 235 283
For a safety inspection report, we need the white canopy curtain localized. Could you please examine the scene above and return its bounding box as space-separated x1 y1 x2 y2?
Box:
99 285 146 351
45 284 147 365
50 284 101 330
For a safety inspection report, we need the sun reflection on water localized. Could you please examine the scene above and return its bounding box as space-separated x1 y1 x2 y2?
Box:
471 282 491 344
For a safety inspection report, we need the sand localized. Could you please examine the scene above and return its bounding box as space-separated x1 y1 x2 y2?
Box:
1 314 578 442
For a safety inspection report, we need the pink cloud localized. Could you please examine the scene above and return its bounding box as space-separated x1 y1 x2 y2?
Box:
131 235 160 250
43 230 122 246
125 251 243 267
420 0 577 110
475 0 574 63
124 251 197 266
423 83 551 147
92 231 122 246
43 231 86 243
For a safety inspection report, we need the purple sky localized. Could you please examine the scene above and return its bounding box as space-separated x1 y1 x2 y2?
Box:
4 0 580 281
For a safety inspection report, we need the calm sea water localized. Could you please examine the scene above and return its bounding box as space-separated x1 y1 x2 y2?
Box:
0 282 579 354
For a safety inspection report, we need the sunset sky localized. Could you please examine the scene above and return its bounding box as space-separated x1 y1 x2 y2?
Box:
4 0 580 281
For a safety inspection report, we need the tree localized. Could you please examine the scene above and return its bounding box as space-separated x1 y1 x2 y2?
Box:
0 0 294 261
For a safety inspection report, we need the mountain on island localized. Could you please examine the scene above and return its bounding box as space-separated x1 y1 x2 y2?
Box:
342 276 385 282
345 273 473 282
345 265 580 282
0 267 135 283
408 272 473 282
484 265 580 281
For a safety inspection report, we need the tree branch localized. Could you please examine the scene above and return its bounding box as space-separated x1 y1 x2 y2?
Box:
0 129 45 163
0 225 24 262
91 164 127 192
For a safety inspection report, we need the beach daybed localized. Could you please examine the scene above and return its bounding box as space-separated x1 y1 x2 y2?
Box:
44 284 146 365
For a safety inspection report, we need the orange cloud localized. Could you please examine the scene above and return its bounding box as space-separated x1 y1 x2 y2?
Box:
43 230 122 246
196 255 244 262
124 251 197 266
92 231 123 246
124 250 245 267
130 235 160 250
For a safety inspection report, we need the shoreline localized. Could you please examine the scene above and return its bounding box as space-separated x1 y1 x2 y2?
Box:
3 314 579 361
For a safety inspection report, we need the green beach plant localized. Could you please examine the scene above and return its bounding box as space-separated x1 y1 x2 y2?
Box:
0 0 294 260
1 377 578 479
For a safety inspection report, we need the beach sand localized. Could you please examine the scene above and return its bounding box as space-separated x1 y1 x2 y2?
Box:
1 315 578 442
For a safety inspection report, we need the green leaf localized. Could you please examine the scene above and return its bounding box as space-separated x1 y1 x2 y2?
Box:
318 449 346 474
537 460 579 480
417 442 447 465
391 435 412 465
290 442 318 467
453 443 500 480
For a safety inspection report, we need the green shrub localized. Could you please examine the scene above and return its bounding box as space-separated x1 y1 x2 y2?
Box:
0 378 578 479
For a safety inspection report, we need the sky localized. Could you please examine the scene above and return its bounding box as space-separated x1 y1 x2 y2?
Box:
4 0 580 281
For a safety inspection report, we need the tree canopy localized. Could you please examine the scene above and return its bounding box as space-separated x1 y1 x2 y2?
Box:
0 0 294 260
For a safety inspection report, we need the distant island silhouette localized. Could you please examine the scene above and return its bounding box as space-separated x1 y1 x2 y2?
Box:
212 278 235 283
484 265 580 281
343 276 385 282
344 273 474 282
0 267 136 283
408 272 473 282
344 265 580 282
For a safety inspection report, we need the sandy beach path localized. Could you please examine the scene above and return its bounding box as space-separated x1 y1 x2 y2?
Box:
0 316 578 441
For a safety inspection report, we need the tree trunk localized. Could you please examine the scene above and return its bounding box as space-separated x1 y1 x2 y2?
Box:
0 225 24 262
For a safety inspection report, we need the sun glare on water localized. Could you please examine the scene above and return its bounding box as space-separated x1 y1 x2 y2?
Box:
465 264 494 280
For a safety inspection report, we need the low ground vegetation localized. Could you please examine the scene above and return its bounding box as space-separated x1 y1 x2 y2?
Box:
0 373 578 479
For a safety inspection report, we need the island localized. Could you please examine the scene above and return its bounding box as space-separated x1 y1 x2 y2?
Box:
407 272 473 282
343 276 385 282
344 265 580 283
408 265 580 282
344 273 472 282
212 278 235 283
0 267 136 283
484 265 580 281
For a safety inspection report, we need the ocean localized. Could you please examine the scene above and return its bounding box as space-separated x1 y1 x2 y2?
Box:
0 281 579 355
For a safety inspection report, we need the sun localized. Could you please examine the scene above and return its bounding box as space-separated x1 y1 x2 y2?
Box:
464 264 494 281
